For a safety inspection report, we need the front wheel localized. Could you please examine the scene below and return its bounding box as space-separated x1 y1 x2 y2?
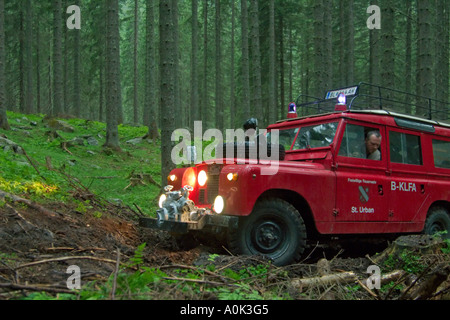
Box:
227 198 307 266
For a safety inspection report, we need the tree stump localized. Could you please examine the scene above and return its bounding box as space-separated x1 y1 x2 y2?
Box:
371 234 445 264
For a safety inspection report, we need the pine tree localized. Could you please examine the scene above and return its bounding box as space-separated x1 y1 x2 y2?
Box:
104 0 122 150
0 0 9 130
159 0 177 186
53 0 64 116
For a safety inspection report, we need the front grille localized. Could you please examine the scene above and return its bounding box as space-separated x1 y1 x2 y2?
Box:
199 189 206 204
197 163 221 204
207 174 220 203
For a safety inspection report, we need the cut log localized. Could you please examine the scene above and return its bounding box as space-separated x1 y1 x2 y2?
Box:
291 271 358 290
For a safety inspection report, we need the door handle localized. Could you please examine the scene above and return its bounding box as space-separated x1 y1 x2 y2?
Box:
378 185 383 195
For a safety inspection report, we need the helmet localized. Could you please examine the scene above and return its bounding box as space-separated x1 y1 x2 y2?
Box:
243 118 258 131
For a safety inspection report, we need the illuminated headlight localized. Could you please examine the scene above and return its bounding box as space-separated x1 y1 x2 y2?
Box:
158 194 167 208
213 196 224 214
168 174 177 182
198 170 207 187
226 172 238 181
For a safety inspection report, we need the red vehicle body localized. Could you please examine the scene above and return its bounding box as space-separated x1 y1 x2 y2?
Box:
140 84 450 266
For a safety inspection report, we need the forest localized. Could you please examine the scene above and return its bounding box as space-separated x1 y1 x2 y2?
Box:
0 0 449 179
0 1 450 302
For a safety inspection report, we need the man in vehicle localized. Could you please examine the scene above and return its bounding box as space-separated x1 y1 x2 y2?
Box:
365 130 382 160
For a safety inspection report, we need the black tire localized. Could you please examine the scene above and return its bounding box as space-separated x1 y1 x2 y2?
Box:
227 198 307 266
424 207 450 239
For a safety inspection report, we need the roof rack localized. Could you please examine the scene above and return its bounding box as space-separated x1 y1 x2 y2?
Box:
295 82 450 122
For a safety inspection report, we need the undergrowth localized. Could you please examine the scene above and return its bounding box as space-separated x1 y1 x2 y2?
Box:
0 111 161 214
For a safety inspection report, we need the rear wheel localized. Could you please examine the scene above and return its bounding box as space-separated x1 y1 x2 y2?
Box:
424 207 450 239
228 198 307 266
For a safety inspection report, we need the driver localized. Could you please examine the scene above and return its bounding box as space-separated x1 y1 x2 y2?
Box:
365 131 382 160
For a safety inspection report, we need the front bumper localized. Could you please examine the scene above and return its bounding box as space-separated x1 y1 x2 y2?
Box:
139 185 238 234
139 213 238 234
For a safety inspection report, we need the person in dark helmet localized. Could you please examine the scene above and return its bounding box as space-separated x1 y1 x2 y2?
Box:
243 117 258 131
243 118 258 143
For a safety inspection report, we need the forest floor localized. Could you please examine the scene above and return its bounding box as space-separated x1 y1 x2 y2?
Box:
0 111 449 301
1 194 449 301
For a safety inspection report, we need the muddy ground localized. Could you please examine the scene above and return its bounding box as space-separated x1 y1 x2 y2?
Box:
0 195 448 300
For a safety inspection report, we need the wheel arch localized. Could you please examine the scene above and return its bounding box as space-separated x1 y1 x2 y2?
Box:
427 200 450 216
257 189 319 237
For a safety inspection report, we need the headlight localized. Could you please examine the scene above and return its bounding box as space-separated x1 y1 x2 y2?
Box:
226 172 238 181
158 194 167 208
213 196 224 214
168 174 177 182
198 170 207 186
182 167 196 188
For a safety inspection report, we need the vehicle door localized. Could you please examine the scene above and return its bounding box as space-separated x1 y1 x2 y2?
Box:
387 128 428 222
334 121 390 221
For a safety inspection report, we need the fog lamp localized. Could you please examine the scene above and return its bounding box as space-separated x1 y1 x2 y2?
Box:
213 196 224 214
158 194 167 208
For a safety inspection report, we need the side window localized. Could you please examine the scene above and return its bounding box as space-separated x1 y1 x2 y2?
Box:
338 124 382 160
432 139 450 169
389 131 422 165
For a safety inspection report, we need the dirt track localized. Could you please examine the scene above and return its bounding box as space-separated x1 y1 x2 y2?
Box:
0 196 449 300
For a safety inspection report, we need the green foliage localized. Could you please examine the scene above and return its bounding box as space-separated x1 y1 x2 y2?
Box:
0 111 161 214
383 250 426 274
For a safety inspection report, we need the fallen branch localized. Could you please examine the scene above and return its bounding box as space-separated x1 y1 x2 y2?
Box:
0 190 59 219
291 271 358 290
401 263 450 300
0 283 73 294
15 256 117 270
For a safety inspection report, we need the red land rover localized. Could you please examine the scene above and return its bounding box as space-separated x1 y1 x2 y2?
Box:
140 83 450 266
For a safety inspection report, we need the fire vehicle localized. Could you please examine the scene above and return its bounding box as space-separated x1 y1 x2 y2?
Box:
140 83 450 266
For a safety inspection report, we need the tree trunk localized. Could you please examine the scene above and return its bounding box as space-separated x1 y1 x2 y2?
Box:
249 0 262 121
241 0 251 123
381 0 395 98
104 0 121 151
215 0 223 131
313 0 324 98
144 0 159 140
417 0 433 100
202 1 209 128
0 0 9 130
190 0 199 131
24 0 33 114
73 0 81 118
230 0 236 128
133 0 139 125
268 0 276 124
435 0 449 120
404 0 412 114
53 0 64 116
159 0 177 186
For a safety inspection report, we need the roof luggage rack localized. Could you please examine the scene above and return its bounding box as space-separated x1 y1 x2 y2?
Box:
295 82 450 122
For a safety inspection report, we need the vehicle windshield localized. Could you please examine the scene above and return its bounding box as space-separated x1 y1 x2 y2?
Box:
293 122 339 150
267 122 339 151
266 128 298 151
